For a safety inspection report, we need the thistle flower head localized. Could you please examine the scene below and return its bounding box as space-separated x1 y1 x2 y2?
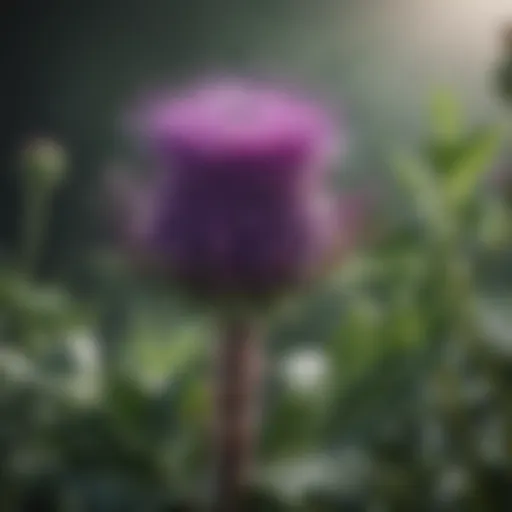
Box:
131 79 341 175
113 78 358 300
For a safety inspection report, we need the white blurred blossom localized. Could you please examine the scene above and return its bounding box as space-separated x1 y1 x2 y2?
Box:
435 466 469 504
42 329 103 405
65 329 102 373
476 296 512 356
65 330 102 404
260 447 372 503
281 348 328 394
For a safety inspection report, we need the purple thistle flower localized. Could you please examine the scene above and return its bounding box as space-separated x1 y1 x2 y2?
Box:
114 78 353 299
108 78 370 510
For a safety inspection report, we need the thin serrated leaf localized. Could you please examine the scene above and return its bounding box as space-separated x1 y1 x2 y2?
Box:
446 125 503 207
337 298 383 383
390 150 450 238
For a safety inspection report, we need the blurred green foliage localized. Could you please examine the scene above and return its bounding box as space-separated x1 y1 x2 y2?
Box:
1 88 512 511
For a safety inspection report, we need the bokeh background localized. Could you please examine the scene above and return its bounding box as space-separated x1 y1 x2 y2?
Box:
1 0 512 510
1 0 509 270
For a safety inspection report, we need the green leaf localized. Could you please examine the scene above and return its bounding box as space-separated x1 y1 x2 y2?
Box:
390 150 452 238
445 125 503 207
0 271 88 339
384 289 426 350
426 141 462 176
124 311 205 390
429 88 463 145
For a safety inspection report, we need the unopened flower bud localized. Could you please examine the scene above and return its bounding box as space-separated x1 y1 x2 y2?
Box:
20 138 67 188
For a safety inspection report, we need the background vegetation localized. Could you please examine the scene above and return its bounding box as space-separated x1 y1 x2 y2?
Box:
1 1 512 510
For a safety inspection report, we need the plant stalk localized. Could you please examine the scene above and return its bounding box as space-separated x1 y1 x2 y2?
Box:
21 180 52 277
211 316 264 511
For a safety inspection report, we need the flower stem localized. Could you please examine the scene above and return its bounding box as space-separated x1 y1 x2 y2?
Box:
212 315 264 511
21 180 51 277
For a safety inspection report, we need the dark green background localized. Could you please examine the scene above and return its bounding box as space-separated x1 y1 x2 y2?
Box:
1 0 507 273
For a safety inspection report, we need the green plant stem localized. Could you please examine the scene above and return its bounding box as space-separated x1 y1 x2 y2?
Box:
21 180 52 277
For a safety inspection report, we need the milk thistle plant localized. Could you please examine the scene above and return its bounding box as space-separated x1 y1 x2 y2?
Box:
113 78 362 510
